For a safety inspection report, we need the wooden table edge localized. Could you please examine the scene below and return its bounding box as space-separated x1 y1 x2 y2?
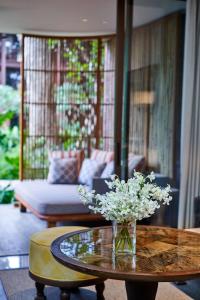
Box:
51 225 200 282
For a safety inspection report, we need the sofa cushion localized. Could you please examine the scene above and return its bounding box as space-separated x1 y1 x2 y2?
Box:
49 149 84 174
78 159 106 186
15 180 89 215
47 158 77 184
101 161 114 178
91 149 114 163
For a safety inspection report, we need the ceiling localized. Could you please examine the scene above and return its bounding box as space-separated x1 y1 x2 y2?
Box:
0 0 186 36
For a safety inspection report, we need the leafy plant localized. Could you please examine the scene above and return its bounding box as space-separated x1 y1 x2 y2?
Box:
0 85 20 180
0 85 19 115
0 184 15 204
0 126 19 179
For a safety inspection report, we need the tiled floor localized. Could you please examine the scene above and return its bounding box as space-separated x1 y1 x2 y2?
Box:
0 280 7 300
0 204 46 256
0 203 39 300
0 253 29 300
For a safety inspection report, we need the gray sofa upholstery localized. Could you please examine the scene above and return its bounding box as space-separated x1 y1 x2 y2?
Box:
15 153 146 227
15 180 89 215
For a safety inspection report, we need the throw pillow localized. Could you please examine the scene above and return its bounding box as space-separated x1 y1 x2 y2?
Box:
78 159 106 186
91 149 114 163
47 158 77 184
101 161 114 178
48 149 84 174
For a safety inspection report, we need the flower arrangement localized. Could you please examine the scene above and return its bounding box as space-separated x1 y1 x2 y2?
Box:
78 171 172 254
78 171 172 224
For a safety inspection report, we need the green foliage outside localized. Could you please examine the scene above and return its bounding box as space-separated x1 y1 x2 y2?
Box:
0 126 19 179
51 39 102 150
0 184 15 204
0 85 20 180
0 40 106 183
23 38 107 178
0 85 19 113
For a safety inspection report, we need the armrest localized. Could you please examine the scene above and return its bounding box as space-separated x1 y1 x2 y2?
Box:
92 177 111 195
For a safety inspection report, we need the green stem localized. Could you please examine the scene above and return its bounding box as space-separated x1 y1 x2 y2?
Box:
115 227 133 252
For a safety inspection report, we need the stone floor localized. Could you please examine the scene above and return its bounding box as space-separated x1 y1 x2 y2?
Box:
0 204 46 256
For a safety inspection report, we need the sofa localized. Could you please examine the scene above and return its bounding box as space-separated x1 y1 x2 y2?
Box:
15 149 145 227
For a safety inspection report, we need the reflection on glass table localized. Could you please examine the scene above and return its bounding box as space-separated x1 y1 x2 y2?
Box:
52 226 200 300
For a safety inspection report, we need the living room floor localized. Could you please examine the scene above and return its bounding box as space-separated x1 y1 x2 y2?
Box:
0 204 199 299
0 204 45 257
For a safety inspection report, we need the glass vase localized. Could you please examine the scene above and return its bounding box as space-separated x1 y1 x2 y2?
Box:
112 220 136 255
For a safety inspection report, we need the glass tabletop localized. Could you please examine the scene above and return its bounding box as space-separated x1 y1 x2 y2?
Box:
51 226 200 281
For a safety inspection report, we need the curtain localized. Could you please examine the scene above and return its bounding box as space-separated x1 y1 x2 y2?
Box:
129 13 182 178
178 0 200 228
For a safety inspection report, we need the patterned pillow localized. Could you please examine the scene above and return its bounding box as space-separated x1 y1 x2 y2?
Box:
47 158 77 184
78 159 106 186
48 149 84 174
91 149 114 163
101 161 114 178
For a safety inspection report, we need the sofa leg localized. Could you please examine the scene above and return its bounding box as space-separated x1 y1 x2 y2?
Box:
96 282 105 300
35 282 46 300
14 200 19 208
47 221 57 228
60 288 70 300
20 203 27 213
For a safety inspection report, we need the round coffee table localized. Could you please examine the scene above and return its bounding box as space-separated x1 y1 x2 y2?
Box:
51 226 200 300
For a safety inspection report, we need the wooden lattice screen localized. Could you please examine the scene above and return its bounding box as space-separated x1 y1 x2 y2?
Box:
20 34 115 179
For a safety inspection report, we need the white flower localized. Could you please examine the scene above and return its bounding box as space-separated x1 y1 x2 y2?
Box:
147 171 156 182
78 171 172 223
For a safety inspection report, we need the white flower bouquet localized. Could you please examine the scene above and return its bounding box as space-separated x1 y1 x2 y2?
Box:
78 171 172 224
78 171 172 254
